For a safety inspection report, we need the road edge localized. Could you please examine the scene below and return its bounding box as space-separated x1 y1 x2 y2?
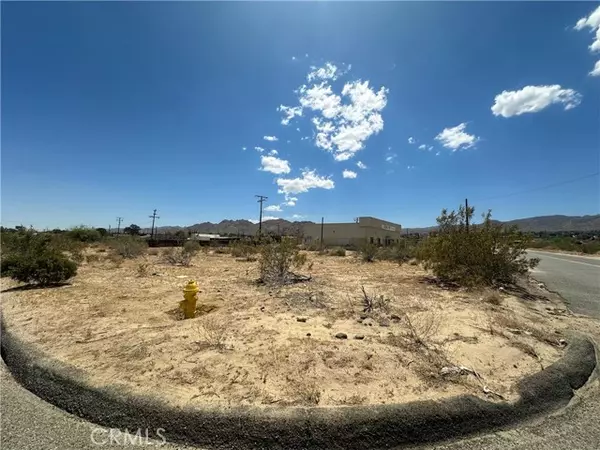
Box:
0 319 597 449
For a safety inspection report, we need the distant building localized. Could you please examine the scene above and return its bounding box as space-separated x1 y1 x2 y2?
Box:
190 233 221 242
303 216 402 247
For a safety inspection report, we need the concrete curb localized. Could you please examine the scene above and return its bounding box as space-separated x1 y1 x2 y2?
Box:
1 320 596 450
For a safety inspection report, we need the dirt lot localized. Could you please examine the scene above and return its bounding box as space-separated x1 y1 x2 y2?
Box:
0 246 585 408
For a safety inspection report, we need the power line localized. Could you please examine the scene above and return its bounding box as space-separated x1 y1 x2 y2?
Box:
474 172 599 203
149 209 160 239
255 195 268 236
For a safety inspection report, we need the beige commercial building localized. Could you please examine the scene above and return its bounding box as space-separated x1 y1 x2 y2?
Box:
303 216 402 247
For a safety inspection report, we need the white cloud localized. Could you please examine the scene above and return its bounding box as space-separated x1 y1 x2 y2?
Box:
293 67 388 161
408 137 416 144
249 216 279 223
242 146 247 151
435 151 441 156
435 123 479 151
264 205 282 212
283 196 298 206
385 153 397 162
429 146 434 151
263 135 279 142
590 60 600 77
254 146 265 153
407 165 415 170
276 169 334 195
356 161 367 169
260 155 291 174
342 169 357 179
269 149 278 155
299 83 342 119
418 144 427 150
291 214 305 220
278 105 303 125
491 85 582 117
575 6 600 50
292 56 296 61
307 62 340 82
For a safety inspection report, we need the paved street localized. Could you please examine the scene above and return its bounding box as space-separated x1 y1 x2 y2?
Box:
528 250 600 318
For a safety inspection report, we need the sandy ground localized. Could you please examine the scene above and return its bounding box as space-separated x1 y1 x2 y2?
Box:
0 247 581 408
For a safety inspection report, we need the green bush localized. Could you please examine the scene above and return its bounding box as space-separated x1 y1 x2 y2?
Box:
8 252 77 285
1 228 80 285
230 240 259 259
328 247 346 257
106 236 148 259
183 240 201 255
259 237 306 284
66 226 102 243
376 239 417 264
358 241 378 262
416 206 538 287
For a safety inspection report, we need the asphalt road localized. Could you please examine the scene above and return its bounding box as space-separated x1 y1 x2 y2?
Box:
528 250 600 318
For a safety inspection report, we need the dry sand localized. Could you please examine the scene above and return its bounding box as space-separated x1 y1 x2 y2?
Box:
0 247 580 408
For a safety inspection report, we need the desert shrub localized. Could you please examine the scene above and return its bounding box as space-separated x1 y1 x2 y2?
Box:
85 254 100 264
360 286 391 314
358 241 378 262
304 241 322 252
137 262 149 277
161 247 192 266
417 206 539 287
1 228 79 285
229 240 259 260
328 247 346 257
259 237 307 284
183 240 201 255
106 236 148 259
66 226 102 243
8 252 77 285
582 241 600 254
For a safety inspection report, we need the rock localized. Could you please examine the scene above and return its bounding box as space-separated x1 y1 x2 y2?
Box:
356 318 364 323
354 334 365 340
334 332 348 339
152 272 163 276
306 333 312 337
390 314 402 321
379 319 390 327
359 314 369 320
297 317 308 323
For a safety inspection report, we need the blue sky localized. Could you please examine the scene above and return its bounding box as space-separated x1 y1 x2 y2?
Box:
2 2 599 230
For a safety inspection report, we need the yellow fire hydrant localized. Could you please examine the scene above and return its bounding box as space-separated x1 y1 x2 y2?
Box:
180 280 199 319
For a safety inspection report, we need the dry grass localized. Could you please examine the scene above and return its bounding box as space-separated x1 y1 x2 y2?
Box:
195 316 228 351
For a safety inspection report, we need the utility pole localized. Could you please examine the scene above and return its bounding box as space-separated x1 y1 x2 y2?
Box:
465 198 469 233
149 209 160 240
320 217 324 250
255 195 267 236
108 224 111 235
116 217 123 235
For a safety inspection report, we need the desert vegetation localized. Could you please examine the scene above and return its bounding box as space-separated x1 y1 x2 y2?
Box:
0 206 576 408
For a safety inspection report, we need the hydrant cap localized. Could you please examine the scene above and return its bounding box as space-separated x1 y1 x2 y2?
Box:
183 280 199 293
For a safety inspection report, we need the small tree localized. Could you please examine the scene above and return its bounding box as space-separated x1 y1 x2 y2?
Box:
417 206 539 286
123 224 141 236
